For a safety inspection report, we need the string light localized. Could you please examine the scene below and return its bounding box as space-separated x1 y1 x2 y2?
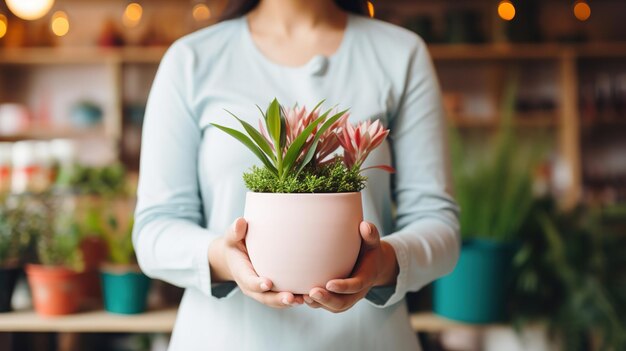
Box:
0 14 7 39
51 11 69 37
6 0 55 21
573 0 591 21
367 1 375 18
497 0 516 21
123 2 143 28
192 3 211 22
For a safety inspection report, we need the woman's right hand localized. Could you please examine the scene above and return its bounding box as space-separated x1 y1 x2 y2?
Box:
208 217 303 308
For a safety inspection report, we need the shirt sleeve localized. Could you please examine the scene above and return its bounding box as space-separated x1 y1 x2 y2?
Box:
365 37 461 308
132 42 232 299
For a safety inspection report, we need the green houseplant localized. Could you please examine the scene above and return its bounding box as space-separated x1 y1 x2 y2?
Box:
25 194 85 316
212 98 392 293
69 163 128 303
433 80 543 323
511 200 626 351
98 196 151 315
0 196 37 312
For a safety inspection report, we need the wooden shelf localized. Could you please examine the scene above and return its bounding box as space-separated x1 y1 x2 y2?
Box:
0 308 177 333
448 114 557 129
2 43 626 65
0 309 483 333
0 125 105 141
0 47 166 65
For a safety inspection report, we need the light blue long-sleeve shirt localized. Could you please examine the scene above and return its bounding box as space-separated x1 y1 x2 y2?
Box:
134 13 460 351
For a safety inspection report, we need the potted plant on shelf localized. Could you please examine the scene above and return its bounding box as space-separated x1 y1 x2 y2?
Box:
99 198 151 315
509 200 626 351
212 98 393 293
25 195 85 316
0 196 36 312
433 81 545 323
68 163 128 304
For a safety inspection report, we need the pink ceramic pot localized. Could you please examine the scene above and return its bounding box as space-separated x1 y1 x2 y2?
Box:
244 192 363 294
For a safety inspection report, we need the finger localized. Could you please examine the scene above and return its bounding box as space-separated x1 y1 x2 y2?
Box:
250 291 298 308
226 217 248 244
228 253 272 293
359 222 380 250
326 275 368 295
309 288 353 312
303 295 323 309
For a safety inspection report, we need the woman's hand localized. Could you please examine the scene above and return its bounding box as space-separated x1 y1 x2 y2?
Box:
303 222 398 313
208 217 303 308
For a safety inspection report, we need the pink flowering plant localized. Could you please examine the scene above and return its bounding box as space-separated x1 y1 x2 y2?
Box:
212 98 393 193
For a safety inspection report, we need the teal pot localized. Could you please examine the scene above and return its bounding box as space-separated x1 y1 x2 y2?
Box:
101 265 151 315
0 266 20 312
434 239 517 323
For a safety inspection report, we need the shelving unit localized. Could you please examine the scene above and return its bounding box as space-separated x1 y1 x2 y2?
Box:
0 308 477 334
3 42 626 206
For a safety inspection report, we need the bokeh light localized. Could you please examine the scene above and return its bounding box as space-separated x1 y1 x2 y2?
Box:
498 0 516 21
574 1 591 21
192 4 211 22
123 2 143 28
367 1 375 18
6 0 55 21
0 14 7 39
51 11 69 37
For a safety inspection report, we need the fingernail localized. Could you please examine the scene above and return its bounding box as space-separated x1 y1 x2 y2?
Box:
327 283 337 291
260 282 269 291
311 291 323 300
282 298 290 305
303 296 313 304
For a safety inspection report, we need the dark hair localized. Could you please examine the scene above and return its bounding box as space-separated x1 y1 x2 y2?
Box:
220 0 368 21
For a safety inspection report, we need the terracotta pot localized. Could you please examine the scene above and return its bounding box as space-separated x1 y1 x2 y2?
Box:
25 264 82 316
244 192 363 294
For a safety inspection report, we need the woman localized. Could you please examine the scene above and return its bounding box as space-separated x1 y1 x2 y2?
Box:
133 0 460 350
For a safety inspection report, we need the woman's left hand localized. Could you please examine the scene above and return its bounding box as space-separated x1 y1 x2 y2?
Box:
304 221 398 313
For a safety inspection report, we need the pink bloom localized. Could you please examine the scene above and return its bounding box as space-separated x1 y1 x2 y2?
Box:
338 119 391 170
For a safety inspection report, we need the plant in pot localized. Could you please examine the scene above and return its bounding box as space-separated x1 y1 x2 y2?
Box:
100 204 151 315
68 163 128 304
0 196 37 312
433 81 545 323
25 195 85 316
212 98 393 293
510 200 626 351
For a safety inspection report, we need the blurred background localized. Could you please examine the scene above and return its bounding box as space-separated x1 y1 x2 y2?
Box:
0 0 625 350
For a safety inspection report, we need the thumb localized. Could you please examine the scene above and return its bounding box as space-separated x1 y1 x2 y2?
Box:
226 217 248 244
359 221 380 250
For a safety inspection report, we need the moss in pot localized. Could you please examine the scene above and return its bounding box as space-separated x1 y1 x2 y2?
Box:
212 99 393 294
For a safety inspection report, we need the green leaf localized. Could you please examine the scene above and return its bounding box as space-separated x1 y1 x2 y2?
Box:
296 109 349 174
282 109 332 174
224 110 276 161
211 123 278 176
266 99 282 149
255 104 266 120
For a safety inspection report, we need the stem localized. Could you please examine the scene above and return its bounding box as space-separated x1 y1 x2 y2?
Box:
276 147 284 180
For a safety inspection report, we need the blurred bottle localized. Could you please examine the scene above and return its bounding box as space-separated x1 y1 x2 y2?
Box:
11 141 47 194
35 141 53 189
0 142 13 194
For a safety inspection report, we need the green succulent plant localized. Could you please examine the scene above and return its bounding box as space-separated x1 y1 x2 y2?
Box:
101 214 135 265
34 195 84 271
0 197 39 266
